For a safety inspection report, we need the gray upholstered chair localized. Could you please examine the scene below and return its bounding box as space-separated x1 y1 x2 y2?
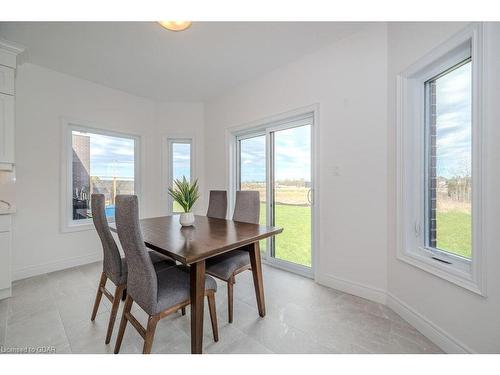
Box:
206 190 260 323
113 195 219 354
90 194 175 344
206 190 228 219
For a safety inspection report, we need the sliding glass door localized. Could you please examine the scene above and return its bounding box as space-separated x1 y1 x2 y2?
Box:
271 125 312 268
237 134 267 255
236 113 314 275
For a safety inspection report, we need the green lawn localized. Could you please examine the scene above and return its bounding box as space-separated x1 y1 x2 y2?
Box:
258 204 470 265
436 210 471 258
259 202 311 267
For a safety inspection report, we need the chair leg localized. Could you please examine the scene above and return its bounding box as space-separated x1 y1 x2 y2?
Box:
207 291 219 342
105 284 125 344
121 288 127 301
114 295 133 354
91 272 107 321
143 315 160 354
181 307 186 316
227 276 234 323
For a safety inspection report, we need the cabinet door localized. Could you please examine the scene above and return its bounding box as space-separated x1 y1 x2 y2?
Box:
0 231 11 291
0 92 15 164
0 65 15 95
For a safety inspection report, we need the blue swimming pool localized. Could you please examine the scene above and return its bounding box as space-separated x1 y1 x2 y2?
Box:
105 205 115 217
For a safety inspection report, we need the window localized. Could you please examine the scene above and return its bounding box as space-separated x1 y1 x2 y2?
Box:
62 122 140 230
397 24 484 294
168 139 193 213
425 59 472 260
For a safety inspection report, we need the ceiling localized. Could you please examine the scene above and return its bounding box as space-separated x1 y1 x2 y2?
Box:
0 22 366 101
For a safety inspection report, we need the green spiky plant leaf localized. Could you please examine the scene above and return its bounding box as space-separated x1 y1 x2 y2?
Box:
168 176 200 213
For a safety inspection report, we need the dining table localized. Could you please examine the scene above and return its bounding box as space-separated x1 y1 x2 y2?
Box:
110 214 283 354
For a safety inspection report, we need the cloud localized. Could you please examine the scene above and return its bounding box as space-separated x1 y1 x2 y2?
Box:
73 131 136 179
239 126 311 183
240 136 266 182
172 143 191 180
434 61 472 178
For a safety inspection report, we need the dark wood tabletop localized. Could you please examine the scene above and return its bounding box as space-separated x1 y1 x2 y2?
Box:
109 214 282 354
110 214 283 265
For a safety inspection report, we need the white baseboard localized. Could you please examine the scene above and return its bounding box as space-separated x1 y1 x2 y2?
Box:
386 292 474 353
316 272 387 304
13 252 102 281
0 287 12 300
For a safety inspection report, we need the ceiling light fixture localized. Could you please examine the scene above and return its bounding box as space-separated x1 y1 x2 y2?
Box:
158 21 192 32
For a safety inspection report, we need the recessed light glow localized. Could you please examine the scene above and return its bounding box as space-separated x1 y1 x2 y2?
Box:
158 21 192 32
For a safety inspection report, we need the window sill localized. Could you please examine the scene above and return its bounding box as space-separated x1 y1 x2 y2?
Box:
61 215 116 234
61 221 95 233
397 249 485 296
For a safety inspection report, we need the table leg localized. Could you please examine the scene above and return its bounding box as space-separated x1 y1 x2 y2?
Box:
249 241 266 317
190 260 205 354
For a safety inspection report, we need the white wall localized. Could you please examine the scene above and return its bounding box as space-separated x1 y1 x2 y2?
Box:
12 63 204 280
155 101 206 215
9 22 500 353
204 24 389 301
386 22 500 353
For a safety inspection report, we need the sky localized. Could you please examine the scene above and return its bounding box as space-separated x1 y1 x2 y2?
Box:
76 131 136 179
435 61 472 179
172 143 191 181
240 125 311 183
72 133 193 181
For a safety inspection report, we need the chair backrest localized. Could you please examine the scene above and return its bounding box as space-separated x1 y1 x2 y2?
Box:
206 190 228 219
115 195 157 314
233 191 260 224
91 194 123 281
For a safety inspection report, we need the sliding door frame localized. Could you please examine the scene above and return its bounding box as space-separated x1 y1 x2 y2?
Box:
226 104 320 279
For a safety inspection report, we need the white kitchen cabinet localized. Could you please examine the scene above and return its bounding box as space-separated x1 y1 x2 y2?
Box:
0 39 23 171
0 65 14 95
0 214 12 299
0 39 23 298
0 92 15 168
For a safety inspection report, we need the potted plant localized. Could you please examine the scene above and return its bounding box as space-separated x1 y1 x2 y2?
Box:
168 177 200 226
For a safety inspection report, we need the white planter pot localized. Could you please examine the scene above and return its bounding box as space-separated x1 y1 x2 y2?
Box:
179 212 195 226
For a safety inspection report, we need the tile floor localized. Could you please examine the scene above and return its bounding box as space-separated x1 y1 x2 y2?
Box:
0 261 443 354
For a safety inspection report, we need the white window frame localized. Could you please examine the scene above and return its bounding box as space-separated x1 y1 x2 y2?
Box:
396 23 486 295
165 137 194 215
226 104 320 279
60 119 141 232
